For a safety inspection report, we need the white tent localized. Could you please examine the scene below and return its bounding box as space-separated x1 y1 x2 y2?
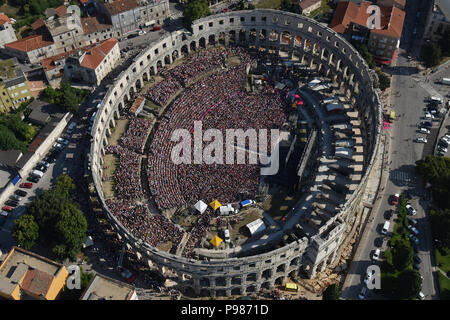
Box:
246 219 266 236
194 200 207 214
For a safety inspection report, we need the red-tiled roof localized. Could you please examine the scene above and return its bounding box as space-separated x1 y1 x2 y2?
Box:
81 16 112 35
330 1 405 38
103 0 140 16
55 4 67 17
371 6 405 38
5 35 53 53
0 13 11 25
31 18 45 31
28 137 45 152
80 38 118 69
21 268 53 298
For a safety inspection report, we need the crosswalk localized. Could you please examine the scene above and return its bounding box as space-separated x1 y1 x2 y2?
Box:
389 170 417 186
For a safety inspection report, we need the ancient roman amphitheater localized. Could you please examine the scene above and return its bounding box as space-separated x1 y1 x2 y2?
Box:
89 9 382 297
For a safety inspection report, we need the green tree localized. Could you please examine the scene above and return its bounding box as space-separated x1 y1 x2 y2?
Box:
421 43 442 68
281 0 292 11
0 125 27 152
392 240 413 271
39 86 60 104
352 42 375 69
56 174 76 196
322 283 340 300
438 31 450 57
12 214 39 250
54 207 87 260
430 209 450 249
375 68 391 91
183 0 210 27
393 269 422 299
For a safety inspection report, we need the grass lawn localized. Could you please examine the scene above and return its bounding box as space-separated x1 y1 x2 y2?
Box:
229 209 263 242
262 187 301 221
437 272 450 299
436 249 450 274
308 0 332 19
255 0 282 9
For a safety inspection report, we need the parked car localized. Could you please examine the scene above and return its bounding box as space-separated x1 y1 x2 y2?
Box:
38 160 50 168
358 287 367 300
118 267 136 284
375 237 383 248
408 224 419 235
413 262 421 270
1 205 13 212
152 25 162 31
418 292 425 300
409 234 419 245
27 176 40 183
384 209 393 220
10 194 22 201
15 190 27 197
438 146 448 153
392 193 399 205
418 127 430 134
420 121 433 128
414 255 422 264
372 248 381 261
406 204 416 216
424 112 434 119
53 142 63 149
5 200 18 207
415 137 427 143
19 182 32 189
407 216 418 226
363 270 374 285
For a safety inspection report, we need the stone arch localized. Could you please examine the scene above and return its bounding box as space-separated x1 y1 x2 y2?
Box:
246 285 256 293
142 72 149 82
262 269 271 280
199 289 210 297
200 277 210 286
164 55 171 65
280 31 291 45
231 277 242 285
231 288 241 295
261 281 271 290
313 43 320 55
228 30 236 44
305 38 313 51
259 29 266 41
218 32 226 45
294 35 303 47
269 29 278 42
275 276 284 285
249 28 257 42
215 277 226 287
199 37 206 48
149 65 156 76
184 286 195 296
208 34 215 46
181 44 189 56
172 50 180 62
216 289 226 297
276 263 286 273
190 40 196 51
135 79 142 90
156 60 163 71
239 29 246 43
246 273 257 282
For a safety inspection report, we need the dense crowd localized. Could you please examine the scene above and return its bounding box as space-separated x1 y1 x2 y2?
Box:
147 50 287 211
105 145 143 200
145 48 245 106
106 199 184 248
183 211 213 258
119 118 152 153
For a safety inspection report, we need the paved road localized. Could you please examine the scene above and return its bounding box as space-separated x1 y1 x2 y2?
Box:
341 0 449 300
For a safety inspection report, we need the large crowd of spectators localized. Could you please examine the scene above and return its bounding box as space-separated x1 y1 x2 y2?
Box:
147 49 287 211
119 118 152 153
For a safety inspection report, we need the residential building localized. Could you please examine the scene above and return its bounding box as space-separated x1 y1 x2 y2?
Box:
376 0 406 10
3 34 56 64
0 13 17 48
64 38 120 86
424 0 450 42
330 1 405 65
80 274 138 300
0 58 32 113
296 0 322 16
97 0 170 37
0 246 69 300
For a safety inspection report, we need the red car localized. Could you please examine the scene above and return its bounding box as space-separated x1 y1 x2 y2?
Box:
153 25 161 31
20 182 33 189
2 205 13 212
392 193 399 205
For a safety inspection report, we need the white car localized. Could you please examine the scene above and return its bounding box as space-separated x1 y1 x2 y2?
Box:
408 225 419 235
363 269 375 285
418 127 430 134
406 204 416 216
418 292 425 300
358 287 367 300
415 137 427 143
138 30 147 35
438 146 448 153
372 248 381 261
53 142 62 149
424 112 434 119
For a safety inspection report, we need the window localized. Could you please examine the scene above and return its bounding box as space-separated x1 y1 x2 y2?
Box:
199 25 203 30
240 17 245 22
229 18 234 23
262 17 266 22
209 22 213 27
251 16 255 22
219 20 224 25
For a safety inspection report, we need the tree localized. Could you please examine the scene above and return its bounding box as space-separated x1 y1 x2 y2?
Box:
352 42 375 69
393 269 422 299
281 0 292 11
430 209 450 249
375 68 391 91
421 43 442 68
56 174 76 196
183 0 210 27
322 283 341 300
438 31 450 57
416 155 450 208
12 214 39 250
54 207 87 260
392 240 413 271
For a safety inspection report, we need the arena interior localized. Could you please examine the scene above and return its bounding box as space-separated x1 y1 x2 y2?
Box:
89 9 383 297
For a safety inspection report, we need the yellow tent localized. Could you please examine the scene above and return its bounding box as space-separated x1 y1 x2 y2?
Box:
209 200 221 210
210 235 223 248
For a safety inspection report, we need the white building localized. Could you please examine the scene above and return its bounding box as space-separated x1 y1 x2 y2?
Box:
64 38 120 86
0 13 17 48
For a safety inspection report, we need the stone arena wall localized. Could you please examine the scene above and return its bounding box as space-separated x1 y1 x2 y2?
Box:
89 10 382 296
